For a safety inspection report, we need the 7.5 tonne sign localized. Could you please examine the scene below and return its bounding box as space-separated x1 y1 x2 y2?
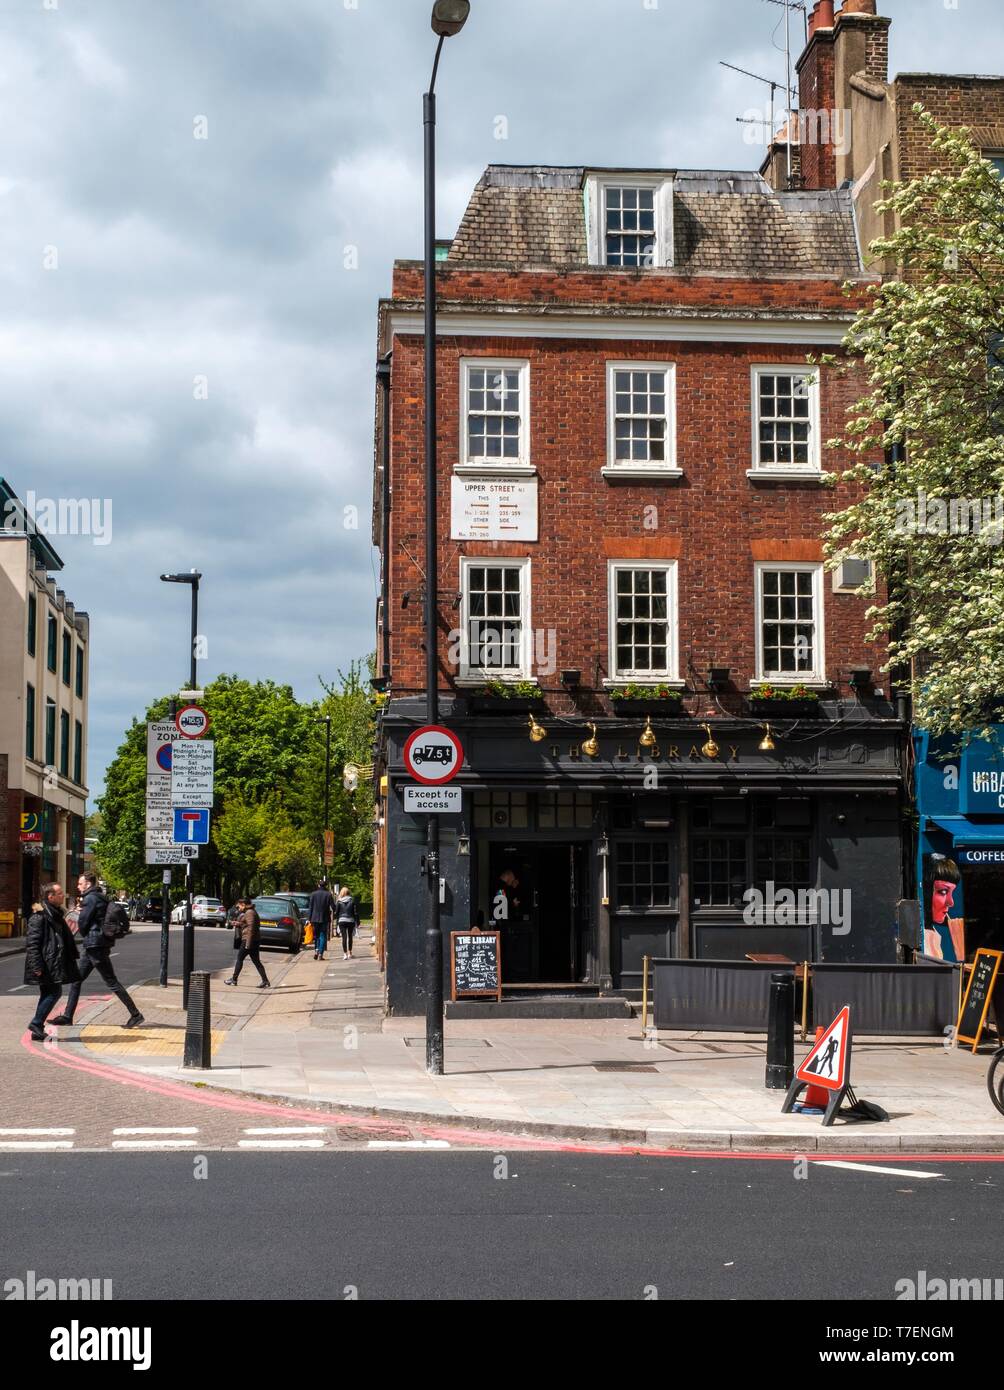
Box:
403 726 464 786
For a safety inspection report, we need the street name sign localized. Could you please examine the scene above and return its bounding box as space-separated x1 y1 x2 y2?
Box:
404 786 462 814
403 726 464 786
171 740 215 807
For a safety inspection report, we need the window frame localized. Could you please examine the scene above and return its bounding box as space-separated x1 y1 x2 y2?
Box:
585 173 675 269
607 560 680 685
44 698 56 767
27 592 36 657
748 364 822 478
754 561 826 685
61 630 71 686
25 683 36 761
75 646 85 699
457 358 532 475
604 360 680 477
59 709 70 776
73 719 83 785
457 556 532 682
46 614 57 673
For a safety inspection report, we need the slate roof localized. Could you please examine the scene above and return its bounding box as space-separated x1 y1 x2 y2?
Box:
448 166 863 277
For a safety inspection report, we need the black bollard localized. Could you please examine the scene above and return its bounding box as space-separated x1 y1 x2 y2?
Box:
183 970 212 1070
765 971 794 1090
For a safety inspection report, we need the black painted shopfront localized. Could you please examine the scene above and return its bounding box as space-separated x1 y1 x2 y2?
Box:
377 697 907 1015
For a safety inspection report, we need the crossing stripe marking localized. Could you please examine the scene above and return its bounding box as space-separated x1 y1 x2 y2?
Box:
112 1127 199 1135
242 1127 327 1136
814 1161 943 1179
237 1139 326 1149
367 1140 452 1150
110 1139 196 1150
0 1141 74 1150
0 1128 75 1136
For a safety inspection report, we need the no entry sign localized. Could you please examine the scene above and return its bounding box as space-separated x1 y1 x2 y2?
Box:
403 726 464 786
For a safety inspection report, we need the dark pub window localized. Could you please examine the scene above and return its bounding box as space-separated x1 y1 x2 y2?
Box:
616 841 672 909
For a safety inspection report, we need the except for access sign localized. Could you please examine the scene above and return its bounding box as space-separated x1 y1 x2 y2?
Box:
175 704 211 739
403 726 464 786
403 786 462 815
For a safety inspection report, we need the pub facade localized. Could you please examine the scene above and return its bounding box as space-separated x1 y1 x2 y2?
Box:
372 164 907 1015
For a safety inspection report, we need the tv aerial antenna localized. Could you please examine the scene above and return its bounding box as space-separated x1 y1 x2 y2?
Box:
722 0 808 187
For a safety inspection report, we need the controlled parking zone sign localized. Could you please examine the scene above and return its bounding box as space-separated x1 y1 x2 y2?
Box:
403 726 464 786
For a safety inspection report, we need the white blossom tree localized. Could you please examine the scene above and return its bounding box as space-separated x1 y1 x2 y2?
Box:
824 108 1004 736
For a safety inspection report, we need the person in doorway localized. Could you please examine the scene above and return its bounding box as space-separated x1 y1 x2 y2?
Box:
307 880 336 961
335 885 360 959
225 896 270 988
50 872 144 1030
24 883 80 1041
924 856 965 963
492 867 521 923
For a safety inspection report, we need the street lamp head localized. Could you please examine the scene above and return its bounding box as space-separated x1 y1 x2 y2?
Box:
431 0 470 37
160 572 199 585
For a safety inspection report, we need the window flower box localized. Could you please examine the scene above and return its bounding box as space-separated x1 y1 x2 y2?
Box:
469 681 544 714
610 684 688 718
748 684 824 717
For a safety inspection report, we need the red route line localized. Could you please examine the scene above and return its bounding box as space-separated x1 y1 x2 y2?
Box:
18 1009 1004 1162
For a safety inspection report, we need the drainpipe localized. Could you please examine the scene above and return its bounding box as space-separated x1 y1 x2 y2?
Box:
376 354 392 683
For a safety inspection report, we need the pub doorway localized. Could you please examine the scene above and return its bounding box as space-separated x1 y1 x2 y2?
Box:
487 842 589 985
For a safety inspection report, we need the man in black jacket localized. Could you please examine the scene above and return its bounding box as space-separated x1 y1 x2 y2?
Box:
50 872 144 1029
307 880 336 961
24 883 81 1041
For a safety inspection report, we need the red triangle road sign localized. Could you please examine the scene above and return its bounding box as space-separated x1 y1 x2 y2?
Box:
796 1005 850 1092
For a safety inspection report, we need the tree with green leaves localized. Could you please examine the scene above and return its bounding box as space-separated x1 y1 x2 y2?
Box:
823 110 1004 738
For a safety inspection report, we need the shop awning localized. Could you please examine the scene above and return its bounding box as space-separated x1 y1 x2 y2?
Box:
929 816 1004 846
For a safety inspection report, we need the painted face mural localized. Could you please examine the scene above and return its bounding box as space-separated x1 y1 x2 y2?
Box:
923 857 965 963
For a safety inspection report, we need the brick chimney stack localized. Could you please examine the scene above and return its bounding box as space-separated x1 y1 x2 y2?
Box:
797 3 838 189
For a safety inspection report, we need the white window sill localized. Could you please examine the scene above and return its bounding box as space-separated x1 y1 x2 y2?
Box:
746 468 824 482
455 464 537 478
456 677 533 688
750 680 829 691
601 465 684 481
603 678 686 690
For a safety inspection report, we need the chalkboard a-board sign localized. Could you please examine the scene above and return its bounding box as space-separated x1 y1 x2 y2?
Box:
451 931 502 1002
957 948 1004 1051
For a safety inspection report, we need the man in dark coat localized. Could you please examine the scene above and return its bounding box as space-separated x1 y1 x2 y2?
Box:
50 871 144 1029
24 882 81 1041
225 896 270 988
307 880 336 961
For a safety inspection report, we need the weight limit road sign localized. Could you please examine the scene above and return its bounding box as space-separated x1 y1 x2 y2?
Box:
403 726 464 786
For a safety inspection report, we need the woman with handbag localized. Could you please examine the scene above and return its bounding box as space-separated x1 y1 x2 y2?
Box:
335 885 360 960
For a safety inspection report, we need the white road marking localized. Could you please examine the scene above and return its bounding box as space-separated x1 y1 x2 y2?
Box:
112 1127 199 1136
9 985 28 992
0 1141 74 1150
814 1161 943 1179
242 1127 327 1136
111 1140 198 1150
237 1139 326 1149
0 1128 75 1136
367 1140 452 1150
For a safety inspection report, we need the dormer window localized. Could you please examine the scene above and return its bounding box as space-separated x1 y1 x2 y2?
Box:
585 173 674 269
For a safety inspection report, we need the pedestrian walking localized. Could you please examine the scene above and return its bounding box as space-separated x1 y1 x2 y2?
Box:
50 872 144 1029
225 896 270 989
24 883 81 1041
307 880 336 961
335 885 360 960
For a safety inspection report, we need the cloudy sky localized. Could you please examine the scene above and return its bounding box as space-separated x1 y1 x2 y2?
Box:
2 0 997 799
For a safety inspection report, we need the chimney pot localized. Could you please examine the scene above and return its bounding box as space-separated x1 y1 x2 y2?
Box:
837 0 877 15
809 0 835 35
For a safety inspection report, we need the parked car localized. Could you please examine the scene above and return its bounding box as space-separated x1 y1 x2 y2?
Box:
252 896 304 954
140 895 163 923
168 896 226 926
273 891 312 919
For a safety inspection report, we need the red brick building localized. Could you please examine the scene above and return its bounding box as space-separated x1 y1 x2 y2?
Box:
373 164 905 1015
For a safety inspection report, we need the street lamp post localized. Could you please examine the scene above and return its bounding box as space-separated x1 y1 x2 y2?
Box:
160 570 202 1007
315 715 332 876
423 0 470 1077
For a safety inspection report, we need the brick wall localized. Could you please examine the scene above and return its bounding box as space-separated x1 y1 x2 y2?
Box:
385 325 885 705
797 28 838 191
895 76 1004 182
